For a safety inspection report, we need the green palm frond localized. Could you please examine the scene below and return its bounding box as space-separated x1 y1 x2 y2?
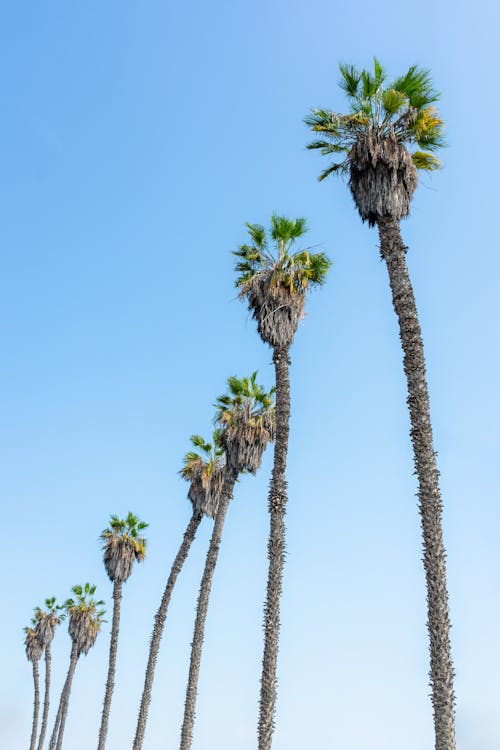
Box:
318 162 348 181
411 151 441 171
246 223 267 248
391 65 439 110
373 57 386 86
382 88 408 117
270 215 307 244
338 63 361 98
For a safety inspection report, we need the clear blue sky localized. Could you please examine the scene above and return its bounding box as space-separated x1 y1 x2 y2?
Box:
1 1 498 749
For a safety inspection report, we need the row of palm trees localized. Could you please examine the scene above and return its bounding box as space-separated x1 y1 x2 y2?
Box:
25 585 105 750
24 58 456 750
24 515 147 750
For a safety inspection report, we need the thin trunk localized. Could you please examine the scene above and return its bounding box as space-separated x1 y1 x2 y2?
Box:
29 660 40 750
48 644 78 750
258 345 291 750
133 510 203 750
377 216 456 750
179 467 239 750
97 579 123 750
54 646 79 750
36 643 52 750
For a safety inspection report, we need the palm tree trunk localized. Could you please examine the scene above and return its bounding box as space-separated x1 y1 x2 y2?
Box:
258 345 291 750
97 579 123 750
36 643 52 750
54 645 79 750
29 660 41 750
179 466 239 750
133 510 203 750
48 644 79 750
377 216 456 750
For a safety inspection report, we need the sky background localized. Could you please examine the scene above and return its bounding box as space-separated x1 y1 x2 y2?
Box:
1 1 499 749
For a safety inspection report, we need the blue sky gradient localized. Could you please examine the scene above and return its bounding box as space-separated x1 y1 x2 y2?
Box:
1 1 499 748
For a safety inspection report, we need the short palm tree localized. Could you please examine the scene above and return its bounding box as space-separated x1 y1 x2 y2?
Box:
179 374 275 750
133 431 225 750
25 624 43 750
48 584 105 750
33 598 64 750
306 59 455 750
97 513 147 750
234 217 330 749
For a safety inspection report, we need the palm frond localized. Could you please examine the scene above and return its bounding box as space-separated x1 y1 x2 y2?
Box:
270 215 307 244
318 162 346 181
338 63 361 97
391 65 440 110
382 88 408 116
411 151 441 171
245 223 266 248
373 57 386 86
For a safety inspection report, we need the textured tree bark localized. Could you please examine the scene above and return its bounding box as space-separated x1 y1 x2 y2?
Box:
133 510 203 750
179 467 239 750
29 660 40 750
377 216 456 750
97 579 123 750
37 643 52 750
54 647 79 750
258 345 291 750
48 643 79 750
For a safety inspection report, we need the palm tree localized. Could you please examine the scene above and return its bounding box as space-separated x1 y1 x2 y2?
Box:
233 218 330 749
97 513 148 750
133 431 225 750
306 59 455 750
179 373 275 750
25 624 43 750
33 598 64 750
48 583 105 750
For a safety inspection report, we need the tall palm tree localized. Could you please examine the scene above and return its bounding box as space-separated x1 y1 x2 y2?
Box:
233 218 330 749
306 59 455 750
25 624 43 750
179 373 276 750
48 583 105 750
133 431 225 750
97 513 148 750
33 598 64 750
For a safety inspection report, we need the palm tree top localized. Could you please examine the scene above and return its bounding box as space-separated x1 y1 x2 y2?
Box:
180 430 224 482
33 597 65 622
64 583 106 655
24 626 43 662
305 57 445 178
180 430 226 518
33 596 65 648
234 214 331 294
64 583 106 618
100 514 148 583
100 513 148 560
215 372 275 427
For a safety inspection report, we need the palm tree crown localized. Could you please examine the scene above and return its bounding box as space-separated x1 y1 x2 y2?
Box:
180 431 225 519
64 584 105 656
100 513 148 584
306 58 445 224
234 215 330 348
215 372 275 474
25 626 43 663
34 598 65 650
